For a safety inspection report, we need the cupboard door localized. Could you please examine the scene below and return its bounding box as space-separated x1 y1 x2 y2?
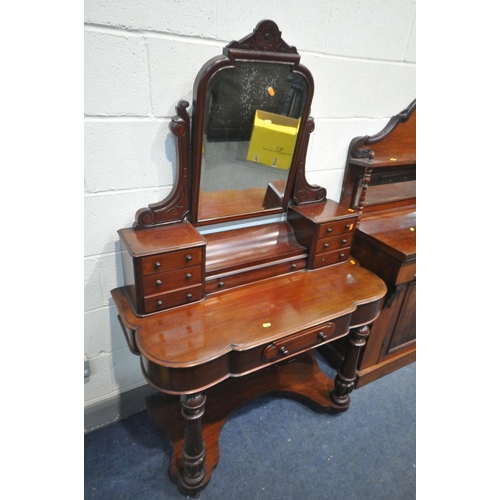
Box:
385 279 416 356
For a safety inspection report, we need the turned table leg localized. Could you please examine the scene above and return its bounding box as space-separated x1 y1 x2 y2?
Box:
331 325 370 410
179 392 208 495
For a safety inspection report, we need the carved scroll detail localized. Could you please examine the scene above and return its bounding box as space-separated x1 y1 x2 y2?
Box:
292 117 327 204
350 99 416 159
134 101 192 229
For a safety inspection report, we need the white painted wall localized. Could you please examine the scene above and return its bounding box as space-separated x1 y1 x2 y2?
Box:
84 0 416 408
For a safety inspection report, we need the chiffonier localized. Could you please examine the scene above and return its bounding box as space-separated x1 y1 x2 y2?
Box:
111 20 387 496
320 100 416 387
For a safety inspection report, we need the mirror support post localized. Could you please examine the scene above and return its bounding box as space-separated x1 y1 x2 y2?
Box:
133 101 192 229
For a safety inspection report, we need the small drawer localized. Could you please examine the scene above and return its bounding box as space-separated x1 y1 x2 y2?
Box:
313 249 350 268
315 233 353 255
262 322 336 361
205 258 307 294
143 284 204 313
142 266 202 295
318 218 357 239
140 248 203 277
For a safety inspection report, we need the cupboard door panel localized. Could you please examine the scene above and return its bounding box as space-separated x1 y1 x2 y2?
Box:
387 280 416 354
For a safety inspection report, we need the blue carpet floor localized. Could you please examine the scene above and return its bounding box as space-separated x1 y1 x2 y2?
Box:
85 352 416 499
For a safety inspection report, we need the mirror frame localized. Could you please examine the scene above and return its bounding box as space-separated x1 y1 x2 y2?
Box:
134 20 326 230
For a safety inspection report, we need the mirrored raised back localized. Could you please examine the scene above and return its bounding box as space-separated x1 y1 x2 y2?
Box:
133 20 326 230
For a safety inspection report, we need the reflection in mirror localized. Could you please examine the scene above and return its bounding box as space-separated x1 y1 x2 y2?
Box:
198 62 306 222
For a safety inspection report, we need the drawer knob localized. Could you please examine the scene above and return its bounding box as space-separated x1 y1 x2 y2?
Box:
340 253 345 259
218 281 225 288
156 300 163 307
186 293 193 299
154 261 161 269
318 331 328 341
279 346 289 356
155 280 162 287
323 243 330 249
341 239 348 245
345 224 351 229
186 273 192 280
185 254 192 262
326 227 332 233
291 263 297 270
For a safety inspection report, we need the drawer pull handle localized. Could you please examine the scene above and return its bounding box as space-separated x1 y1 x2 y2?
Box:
186 293 193 299
341 239 348 245
156 300 163 307
340 253 345 259
154 262 161 269
218 281 225 288
155 280 162 287
345 224 351 229
318 332 328 341
185 254 192 262
279 347 289 356
326 228 332 233
186 273 192 280
323 243 330 249
291 263 297 270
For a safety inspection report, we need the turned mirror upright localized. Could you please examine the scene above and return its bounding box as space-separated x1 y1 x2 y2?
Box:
113 20 387 496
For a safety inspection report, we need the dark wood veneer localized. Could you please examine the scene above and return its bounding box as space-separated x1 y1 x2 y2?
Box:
112 20 388 496
145 351 347 494
321 100 416 387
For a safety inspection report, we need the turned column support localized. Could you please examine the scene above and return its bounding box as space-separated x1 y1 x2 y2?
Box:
179 392 208 495
331 325 370 410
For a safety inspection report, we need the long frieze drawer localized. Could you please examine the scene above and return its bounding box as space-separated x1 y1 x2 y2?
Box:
262 322 337 362
317 218 357 239
228 314 351 374
315 233 353 255
313 249 350 268
143 284 204 313
142 266 202 295
140 248 203 276
205 258 307 294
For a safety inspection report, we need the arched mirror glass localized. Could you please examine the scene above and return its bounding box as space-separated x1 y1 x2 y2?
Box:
197 62 307 223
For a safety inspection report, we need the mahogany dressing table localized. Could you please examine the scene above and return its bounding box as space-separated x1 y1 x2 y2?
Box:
111 21 387 496
319 100 416 386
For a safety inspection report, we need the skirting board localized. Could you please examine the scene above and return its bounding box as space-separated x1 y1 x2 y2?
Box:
85 384 158 433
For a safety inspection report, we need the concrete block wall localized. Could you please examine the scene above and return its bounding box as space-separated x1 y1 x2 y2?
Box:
84 0 416 410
